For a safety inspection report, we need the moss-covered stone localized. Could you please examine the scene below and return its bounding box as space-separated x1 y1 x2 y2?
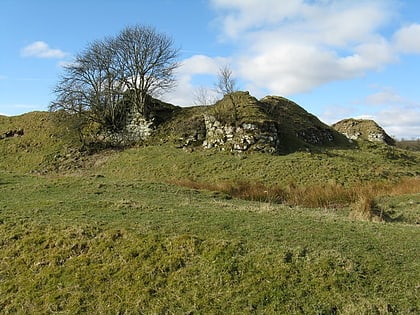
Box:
148 91 355 153
333 118 395 145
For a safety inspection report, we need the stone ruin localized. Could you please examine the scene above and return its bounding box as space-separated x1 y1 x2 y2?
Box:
332 119 395 146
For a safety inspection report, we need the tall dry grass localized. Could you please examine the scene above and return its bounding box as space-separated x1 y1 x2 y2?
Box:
170 177 420 211
349 195 384 222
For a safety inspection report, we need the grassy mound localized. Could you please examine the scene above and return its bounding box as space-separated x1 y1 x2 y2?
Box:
99 143 419 188
333 118 396 145
261 96 353 151
0 112 79 173
151 92 355 153
150 105 208 146
209 91 267 125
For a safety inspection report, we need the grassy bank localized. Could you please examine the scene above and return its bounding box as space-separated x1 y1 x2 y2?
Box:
1 172 419 314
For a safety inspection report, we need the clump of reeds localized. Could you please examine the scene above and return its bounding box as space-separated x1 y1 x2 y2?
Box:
169 177 420 218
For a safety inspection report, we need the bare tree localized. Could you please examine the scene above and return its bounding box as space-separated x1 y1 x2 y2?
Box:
214 65 239 124
114 25 180 117
50 25 180 143
50 75 92 145
50 39 128 147
215 64 237 97
193 86 217 106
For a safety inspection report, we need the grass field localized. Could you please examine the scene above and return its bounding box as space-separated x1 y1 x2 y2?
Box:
1 112 420 314
1 171 419 314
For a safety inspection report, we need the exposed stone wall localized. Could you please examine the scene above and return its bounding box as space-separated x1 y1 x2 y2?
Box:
0 129 24 140
125 112 154 141
102 112 155 145
98 92 360 152
367 132 389 143
202 115 279 153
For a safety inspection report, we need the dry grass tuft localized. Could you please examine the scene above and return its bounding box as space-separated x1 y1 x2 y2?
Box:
389 177 420 195
170 177 420 215
349 195 384 222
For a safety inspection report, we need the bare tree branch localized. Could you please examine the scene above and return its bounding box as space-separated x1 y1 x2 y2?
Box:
214 65 239 124
193 86 217 106
114 25 180 116
215 64 237 97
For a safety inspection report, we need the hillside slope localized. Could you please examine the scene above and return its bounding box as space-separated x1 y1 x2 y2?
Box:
0 112 78 172
1 95 419 177
1 161 419 314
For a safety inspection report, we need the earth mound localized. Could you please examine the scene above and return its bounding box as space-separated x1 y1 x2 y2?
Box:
154 91 354 153
332 118 395 146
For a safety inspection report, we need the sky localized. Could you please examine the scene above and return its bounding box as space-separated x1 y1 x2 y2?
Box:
1 0 420 139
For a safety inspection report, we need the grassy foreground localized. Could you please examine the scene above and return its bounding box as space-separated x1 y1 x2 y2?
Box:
1 112 420 313
1 165 419 313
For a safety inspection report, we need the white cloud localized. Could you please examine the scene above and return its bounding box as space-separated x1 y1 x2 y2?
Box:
319 87 420 139
58 60 77 68
21 41 67 59
211 0 305 39
320 105 355 126
364 88 408 106
237 43 341 95
208 0 403 95
374 106 420 139
179 54 229 75
337 110 420 140
342 38 396 71
165 54 230 106
167 0 420 138
162 72 195 106
356 88 420 139
393 23 420 54
364 88 420 122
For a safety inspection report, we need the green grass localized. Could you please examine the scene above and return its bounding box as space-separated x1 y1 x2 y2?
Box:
1 171 419 314
1 112 420 313
97 143 419 187
0 112 78 173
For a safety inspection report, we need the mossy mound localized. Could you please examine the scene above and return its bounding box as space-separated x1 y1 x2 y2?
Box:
150 106 207 146
260 95 353 152
151 91 354 153
0 111 78 172
145 96 181 126
333 118 395 145
209 91 267 125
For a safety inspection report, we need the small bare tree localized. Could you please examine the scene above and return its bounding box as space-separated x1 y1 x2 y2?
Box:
214 65 239 124
215 64 237 97
50 39 127 144
193 86 217 106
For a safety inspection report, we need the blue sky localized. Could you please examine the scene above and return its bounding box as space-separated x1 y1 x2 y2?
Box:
1 0 420 139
